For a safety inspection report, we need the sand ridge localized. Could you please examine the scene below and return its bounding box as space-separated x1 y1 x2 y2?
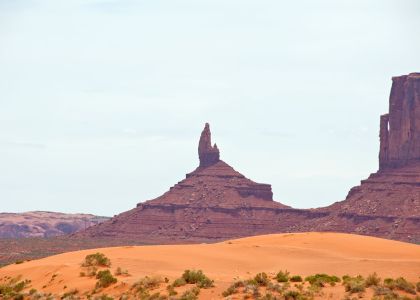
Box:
0 232 419 298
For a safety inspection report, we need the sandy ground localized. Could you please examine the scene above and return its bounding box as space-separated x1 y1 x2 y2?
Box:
0 232 419 298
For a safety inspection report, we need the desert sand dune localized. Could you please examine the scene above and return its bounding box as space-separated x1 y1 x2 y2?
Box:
0 232 419 298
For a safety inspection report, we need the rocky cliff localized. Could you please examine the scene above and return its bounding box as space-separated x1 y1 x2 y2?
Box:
379 73 420 169
79 74 419 243
299 73 420 242
77 124 303 241
1 74 419 266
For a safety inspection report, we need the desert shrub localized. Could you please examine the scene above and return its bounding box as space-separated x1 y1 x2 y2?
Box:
114 267 129 276
394 277 416 294
95 270 117 288
132 276 163 292
0 277 30 297
343 275 365 294
222 281 245 297
179 287 200 300
181 270 214 288
94 295 114 300
259 293 278 300
222 285 237 297
144 292 167 300
305 274 340 287
29 288 37 295
79 272 86 277
82 253 111 267
254 272 270 286
61 288 79 299
172 277 187 287
267 282 289 294
365 272 381 287
166 285 177 296
384 278 396 289
290 275 303 282
14 260 24 265
283 290 302 300
416 281 420 292
276 270 290 282
373 285 398 298
244 282 259 296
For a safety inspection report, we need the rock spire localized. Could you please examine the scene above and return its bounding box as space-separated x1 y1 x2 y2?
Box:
198 123 220 167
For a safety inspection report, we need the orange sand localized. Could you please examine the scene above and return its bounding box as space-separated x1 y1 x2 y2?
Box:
0 232 419 298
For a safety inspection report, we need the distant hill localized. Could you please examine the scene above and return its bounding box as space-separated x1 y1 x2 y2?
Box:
0 211 109 238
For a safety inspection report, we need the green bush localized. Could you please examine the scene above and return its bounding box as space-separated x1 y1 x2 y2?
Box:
114 267 129 276
343 275 365 294
394 277 416 294
222 280 245 297
283 290 302 300
94 295 114 300
181 270 214 288
61 289 79 299
254 272 270 286
305 274 340 287
172 277 187 287
222 285 237 297
384 278 396 290
166 285 177 296
0 277 30 297
179 287 200 300
365 272 381 287
82 252 111 267
275 270 290 282
290 275 303 282
132 276 163 292
373 286 395 297
95 270 117 288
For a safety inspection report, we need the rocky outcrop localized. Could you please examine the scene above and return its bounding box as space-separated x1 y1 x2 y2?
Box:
198 123 220 167
379 73 420 169
0 211 109 238
77 123 291 241
300 73 420 243
78 73 420 243
1 74 419 266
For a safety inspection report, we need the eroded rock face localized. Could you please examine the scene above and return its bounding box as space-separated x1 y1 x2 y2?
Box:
304 73 420 242
198 123 220 167
78 123 288 241
77 74 420 244
379 73 420 169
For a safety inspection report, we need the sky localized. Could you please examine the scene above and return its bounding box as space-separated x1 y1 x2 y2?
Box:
0 0 419 216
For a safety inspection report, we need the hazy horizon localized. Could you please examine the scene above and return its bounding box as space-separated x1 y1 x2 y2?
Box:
1 0 420 216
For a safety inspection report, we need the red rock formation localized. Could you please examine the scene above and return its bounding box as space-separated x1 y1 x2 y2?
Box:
77 123 290 241
198 123 220 167
2 74 419 265
300 73 420 242
379 73 420 169
77 76 420 243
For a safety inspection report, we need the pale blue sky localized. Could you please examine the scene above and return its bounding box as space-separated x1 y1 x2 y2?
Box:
0 0 419 216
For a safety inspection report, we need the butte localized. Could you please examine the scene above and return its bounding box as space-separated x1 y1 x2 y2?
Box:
77 123 304 242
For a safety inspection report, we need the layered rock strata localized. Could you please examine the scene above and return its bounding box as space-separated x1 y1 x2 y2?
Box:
79 124 294 241
78 73 420 244
379 73 420 169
